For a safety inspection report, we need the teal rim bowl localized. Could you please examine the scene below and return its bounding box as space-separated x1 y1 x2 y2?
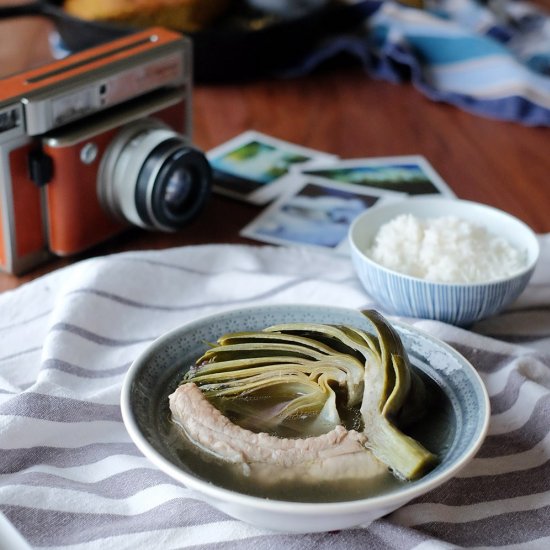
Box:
121 304 490 533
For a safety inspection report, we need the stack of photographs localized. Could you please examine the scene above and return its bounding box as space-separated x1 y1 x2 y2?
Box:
207 131 455 254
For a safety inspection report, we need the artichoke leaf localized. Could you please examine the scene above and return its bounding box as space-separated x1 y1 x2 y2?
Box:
361 310 429 426
187 361 319 385
264 323 372 405
218 331 340 355
306 373 341 433
199 371 318 397
265 322 374 360
383 354 411 418
194 328 364 407
338 325 382 357
359 310 436 480
359 310 410 410
196 341 331 364
274 374 341 434
186 355 311 379
190 362 346 434
204 370 341 434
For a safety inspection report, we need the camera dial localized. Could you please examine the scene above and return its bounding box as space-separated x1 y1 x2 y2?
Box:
98 119 211 231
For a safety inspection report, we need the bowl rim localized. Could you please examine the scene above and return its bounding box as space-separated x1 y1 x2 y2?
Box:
348 196 540 287
120 304 491 515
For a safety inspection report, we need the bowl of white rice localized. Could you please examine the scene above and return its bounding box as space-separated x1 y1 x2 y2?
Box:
348 197 539 326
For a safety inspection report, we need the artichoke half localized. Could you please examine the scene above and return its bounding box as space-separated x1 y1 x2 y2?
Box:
182 309 436 480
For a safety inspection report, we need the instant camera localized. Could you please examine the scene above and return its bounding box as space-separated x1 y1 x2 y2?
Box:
0 27 211 275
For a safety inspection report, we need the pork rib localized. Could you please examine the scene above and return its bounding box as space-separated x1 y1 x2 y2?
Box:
169 382 388 483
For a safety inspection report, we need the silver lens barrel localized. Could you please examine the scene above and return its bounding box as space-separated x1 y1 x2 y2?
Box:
98 119 211 231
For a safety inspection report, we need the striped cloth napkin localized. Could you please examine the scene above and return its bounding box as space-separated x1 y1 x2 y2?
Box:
294 0 550 125
0 236 549 549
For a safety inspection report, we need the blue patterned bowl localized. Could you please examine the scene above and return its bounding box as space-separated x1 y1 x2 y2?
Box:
121 304 490 533
349 197 539 326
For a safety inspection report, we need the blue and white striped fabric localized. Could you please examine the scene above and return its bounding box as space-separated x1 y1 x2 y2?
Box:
295 0 550 125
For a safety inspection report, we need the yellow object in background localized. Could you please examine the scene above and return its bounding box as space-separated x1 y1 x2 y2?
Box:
396 0 424 8
64 0 233 31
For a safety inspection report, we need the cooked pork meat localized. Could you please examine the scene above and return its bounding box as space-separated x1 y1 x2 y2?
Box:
169 382 389 483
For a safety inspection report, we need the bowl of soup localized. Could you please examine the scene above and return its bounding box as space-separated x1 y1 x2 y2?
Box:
121 304 489 533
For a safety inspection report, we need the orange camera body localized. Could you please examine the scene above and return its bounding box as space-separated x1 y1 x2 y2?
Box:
0 27 210 275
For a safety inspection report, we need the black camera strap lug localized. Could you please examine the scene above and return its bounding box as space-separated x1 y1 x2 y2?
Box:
28 149 53 187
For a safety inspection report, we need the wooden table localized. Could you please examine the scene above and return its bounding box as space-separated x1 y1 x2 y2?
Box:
1 1 549 292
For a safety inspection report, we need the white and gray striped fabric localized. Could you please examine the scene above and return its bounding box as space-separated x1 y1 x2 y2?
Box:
0 238 549 549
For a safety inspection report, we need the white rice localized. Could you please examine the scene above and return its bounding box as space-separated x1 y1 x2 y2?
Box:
367 214 526 283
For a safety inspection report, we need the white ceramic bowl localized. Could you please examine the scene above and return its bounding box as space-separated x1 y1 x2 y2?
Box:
121 304 490 533
349 197 539 326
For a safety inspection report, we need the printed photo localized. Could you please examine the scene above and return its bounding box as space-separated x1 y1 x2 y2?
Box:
241 176 402 253
295 156 455 196
208 130 337 204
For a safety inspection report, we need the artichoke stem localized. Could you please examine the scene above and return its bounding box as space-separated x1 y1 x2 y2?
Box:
364 415 437 481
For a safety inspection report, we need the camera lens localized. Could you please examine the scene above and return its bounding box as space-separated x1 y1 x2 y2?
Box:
134 138 211 229
165 168 193 214
99 119 211 231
